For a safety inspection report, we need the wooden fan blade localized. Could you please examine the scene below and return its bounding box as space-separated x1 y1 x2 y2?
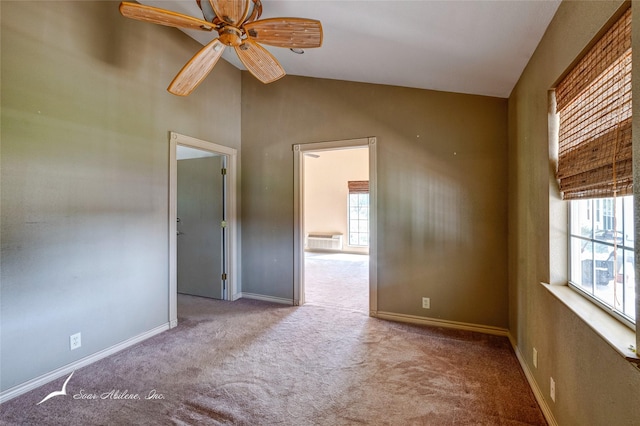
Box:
168 39 226 96
245 0 263 24
244 18 323 48
119 2 213 31
235 40 285 84
208 0 250 26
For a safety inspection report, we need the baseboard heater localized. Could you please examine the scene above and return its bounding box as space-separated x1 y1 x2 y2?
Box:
306 233 343 251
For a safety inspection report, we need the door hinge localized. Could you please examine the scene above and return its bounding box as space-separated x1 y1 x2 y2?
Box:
222 273 228 281
221 220 227 228
221 168 227 175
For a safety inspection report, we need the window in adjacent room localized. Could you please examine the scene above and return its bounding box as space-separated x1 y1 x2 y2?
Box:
555 7 635 327
348 180 369 247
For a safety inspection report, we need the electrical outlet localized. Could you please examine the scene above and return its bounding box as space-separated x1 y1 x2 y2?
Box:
70 332 81 351
550 377 556 402
422 297 430 309
533 348 538 368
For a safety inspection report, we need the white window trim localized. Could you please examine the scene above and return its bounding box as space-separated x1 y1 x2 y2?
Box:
347 192 369 247
541 282 639 364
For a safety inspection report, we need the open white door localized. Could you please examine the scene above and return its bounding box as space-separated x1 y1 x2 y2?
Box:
177 153 225 299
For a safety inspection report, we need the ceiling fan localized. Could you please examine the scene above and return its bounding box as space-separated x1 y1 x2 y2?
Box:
119 0 323 96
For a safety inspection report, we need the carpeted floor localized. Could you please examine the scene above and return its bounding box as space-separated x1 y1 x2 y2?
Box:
1 290 546 425
304 252 369 312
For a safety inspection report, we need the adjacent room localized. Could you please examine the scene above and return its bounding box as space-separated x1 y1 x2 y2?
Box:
303 146 370 313
2 1 640 425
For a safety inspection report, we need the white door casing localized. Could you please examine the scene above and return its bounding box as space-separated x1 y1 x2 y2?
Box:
293 137 378 315
169 132 239 328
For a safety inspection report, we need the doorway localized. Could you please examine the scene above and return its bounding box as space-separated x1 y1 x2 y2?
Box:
293 137 378 315
169 132 238 328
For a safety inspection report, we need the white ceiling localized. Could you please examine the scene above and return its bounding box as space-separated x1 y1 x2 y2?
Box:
138 0 561 98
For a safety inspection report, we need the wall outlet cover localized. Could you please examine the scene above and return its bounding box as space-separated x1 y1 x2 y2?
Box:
70 332 81 350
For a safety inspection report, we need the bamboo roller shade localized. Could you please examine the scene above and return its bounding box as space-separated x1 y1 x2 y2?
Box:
348 181 369 194
555 7 632 200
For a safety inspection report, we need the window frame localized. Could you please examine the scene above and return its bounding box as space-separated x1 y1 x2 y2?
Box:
552 5 636 330
347 192 369 247
545 4 638 364
568 197 636 330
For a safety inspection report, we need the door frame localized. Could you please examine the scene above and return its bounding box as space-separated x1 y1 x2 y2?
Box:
293 137 378 315
169 131 239 328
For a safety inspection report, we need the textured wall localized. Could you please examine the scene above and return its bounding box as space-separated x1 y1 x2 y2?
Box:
508 1 640 424
241 75 508 327
0 1 241 390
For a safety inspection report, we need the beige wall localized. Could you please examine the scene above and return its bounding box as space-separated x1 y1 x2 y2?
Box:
509 1 640 424
304 148 369 254
1 1 241 391
241 75 509 327
9 3 638 422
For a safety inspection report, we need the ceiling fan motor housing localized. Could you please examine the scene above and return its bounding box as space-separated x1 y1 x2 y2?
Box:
218 26 243 46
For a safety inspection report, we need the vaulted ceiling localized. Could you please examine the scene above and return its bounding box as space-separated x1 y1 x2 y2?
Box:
138 0 561 98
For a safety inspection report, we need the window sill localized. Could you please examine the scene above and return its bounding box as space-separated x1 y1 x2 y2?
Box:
541 282 639 364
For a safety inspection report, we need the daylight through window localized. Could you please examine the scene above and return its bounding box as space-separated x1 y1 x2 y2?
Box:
569 196 635 325
348 181 369 247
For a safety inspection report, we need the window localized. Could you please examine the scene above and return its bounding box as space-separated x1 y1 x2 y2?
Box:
348 181 369 247
556 7 635 326
569 196 635 325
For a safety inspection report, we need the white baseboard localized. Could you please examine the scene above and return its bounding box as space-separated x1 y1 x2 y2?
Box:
239 292 294 305
374 311 509 336
508 335 558 426
0 323 170 404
